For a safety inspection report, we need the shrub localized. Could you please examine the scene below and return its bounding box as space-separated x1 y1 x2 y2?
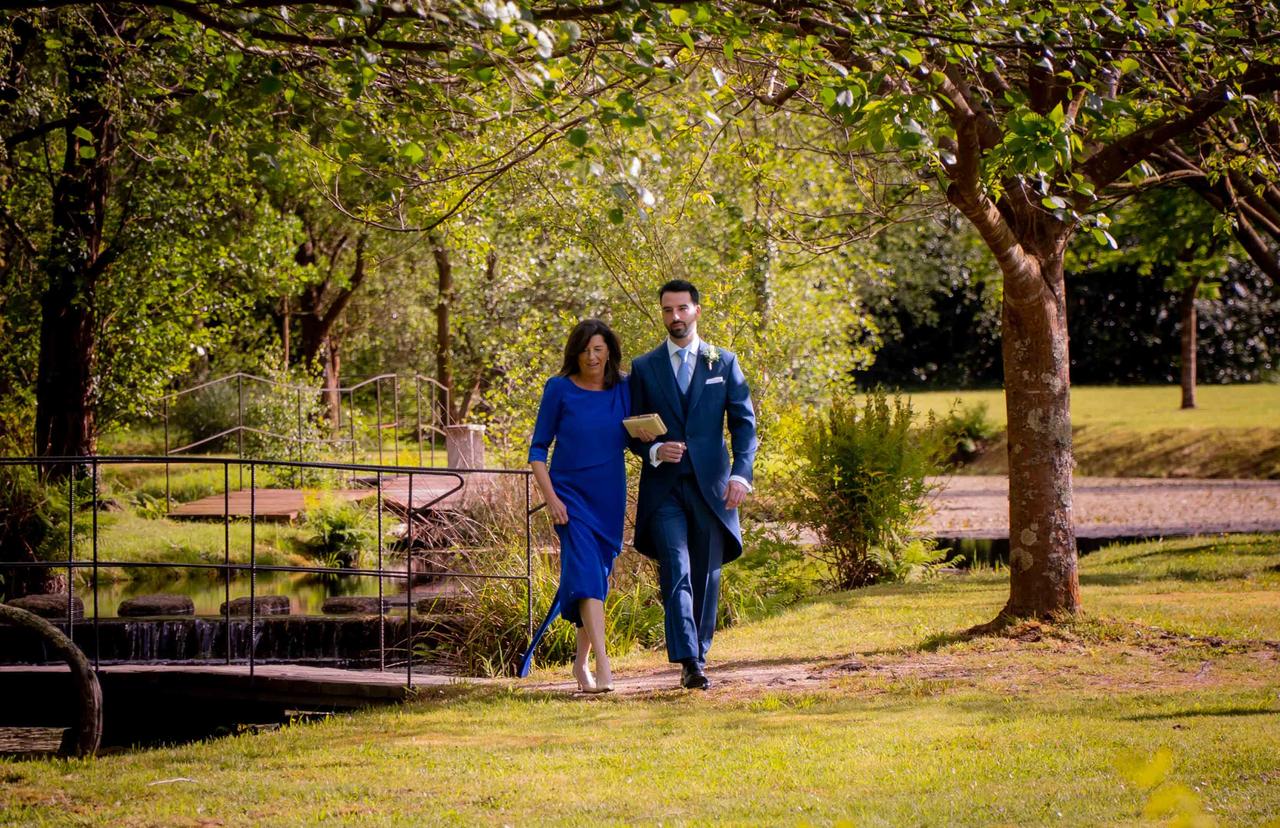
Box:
719 521 821 626
790 389 946 589
300 494 375 569
869 538 950 583
938 401 1001 465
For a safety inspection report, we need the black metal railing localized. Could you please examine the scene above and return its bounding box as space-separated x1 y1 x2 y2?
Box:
159 372 452 503
0 455 537 687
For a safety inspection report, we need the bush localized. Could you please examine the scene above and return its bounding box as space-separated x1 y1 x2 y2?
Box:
790 389 946 590
938 401 1001 465
719 521 821 626
299 494 375 569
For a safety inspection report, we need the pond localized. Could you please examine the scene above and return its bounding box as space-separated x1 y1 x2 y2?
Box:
77 568 411 618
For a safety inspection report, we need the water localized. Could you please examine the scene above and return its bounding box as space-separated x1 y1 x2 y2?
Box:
78 570 404 618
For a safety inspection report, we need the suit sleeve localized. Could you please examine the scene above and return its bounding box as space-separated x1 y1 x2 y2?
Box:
725 353 758 482
527 378 562 464
625 362 657 459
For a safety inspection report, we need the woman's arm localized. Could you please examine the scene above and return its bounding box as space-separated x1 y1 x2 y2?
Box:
529 460 568 524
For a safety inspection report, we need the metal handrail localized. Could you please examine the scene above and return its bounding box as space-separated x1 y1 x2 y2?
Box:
159 372 457 501
0 455 537 687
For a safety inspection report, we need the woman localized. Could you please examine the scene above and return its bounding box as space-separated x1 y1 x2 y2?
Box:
518 319 630 692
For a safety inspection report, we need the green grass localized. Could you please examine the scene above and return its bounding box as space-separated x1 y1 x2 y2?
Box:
4 535 1279 826
52 511 311 586
907 384 1280 431
905 384 1280 478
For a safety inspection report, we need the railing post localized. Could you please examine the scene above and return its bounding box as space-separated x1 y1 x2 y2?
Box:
526 474 533 642
377 469 385 672
249 463 256 678
295 387 303 489
66 461 75 644
237 373 245 490
392 375 400 466
224 462 231 665
163 397 171 515
91 458 100 672
348 389 357 468
406 472 413 689
415 376 424 468
376 380 384 467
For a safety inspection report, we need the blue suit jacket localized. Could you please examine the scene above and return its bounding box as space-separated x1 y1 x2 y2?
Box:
628 341 757 563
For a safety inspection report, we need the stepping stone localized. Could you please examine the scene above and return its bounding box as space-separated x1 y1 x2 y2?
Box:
5 594 85 621
117 594 195 617
322 595 393 615
219 595 291 616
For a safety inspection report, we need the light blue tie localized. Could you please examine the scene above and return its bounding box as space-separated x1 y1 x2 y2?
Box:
676 347 693 394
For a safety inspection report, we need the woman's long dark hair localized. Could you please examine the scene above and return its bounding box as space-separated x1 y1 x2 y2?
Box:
558 318 623 389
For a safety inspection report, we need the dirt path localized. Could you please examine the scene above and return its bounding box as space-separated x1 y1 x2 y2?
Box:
924 476 1280 539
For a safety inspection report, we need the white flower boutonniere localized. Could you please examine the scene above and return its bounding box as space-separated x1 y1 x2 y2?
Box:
703 344 720 369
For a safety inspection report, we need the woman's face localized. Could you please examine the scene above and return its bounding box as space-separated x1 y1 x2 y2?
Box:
577 334 609 380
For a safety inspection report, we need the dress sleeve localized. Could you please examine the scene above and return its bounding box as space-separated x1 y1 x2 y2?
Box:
527 377 562 464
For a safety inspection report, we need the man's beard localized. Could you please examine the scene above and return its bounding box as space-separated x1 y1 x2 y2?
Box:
666 321 689 339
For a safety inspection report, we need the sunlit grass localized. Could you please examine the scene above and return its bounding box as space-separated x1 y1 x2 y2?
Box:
906 383 1280 431
5 535 1277 826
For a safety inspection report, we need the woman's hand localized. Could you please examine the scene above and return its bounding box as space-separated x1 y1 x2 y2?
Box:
547 494 569 525
633 427 659 442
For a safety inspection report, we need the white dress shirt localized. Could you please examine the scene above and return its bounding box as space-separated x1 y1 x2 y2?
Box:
648 335 753 493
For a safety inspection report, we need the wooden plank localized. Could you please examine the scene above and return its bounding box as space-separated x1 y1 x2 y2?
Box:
167 488 368 521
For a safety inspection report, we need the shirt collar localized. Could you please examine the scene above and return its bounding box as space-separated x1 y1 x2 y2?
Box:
666 332 700 360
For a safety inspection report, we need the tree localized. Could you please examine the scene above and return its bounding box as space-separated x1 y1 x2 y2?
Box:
1069 188 1237 409
557 0 1280 620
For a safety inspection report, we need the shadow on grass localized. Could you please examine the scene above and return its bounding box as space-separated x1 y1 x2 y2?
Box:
1122 705 1278 722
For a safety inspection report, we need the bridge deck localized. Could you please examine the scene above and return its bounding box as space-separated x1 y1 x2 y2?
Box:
1 663 487 715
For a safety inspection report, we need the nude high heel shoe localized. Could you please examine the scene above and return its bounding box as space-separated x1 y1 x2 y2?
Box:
572 661 597 692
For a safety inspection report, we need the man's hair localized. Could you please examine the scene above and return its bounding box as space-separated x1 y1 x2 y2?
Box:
658 279 699 305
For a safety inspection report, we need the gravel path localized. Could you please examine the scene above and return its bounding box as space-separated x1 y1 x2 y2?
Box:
925 475 1280 539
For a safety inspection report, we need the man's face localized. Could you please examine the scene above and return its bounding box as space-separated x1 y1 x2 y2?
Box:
661 291 700 342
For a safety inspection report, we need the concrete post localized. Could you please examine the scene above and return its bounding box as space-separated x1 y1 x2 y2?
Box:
445 424 485 469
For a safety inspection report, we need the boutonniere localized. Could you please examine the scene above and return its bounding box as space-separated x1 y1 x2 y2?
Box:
703 344 720 369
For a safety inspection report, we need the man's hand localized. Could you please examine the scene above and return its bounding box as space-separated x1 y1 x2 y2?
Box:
546 495 569 525
656 441 686 463
723 480 749 510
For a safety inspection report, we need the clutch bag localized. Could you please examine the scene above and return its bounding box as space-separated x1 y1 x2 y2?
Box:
622 412 667 438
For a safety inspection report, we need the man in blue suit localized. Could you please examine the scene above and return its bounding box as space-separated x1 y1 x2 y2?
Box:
629 279 758 690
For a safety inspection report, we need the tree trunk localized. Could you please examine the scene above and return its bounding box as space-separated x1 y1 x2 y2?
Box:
1179 278 1200 409
1000 245 1081 619
33 13 116 469
430 231 454 427
323 339 341 434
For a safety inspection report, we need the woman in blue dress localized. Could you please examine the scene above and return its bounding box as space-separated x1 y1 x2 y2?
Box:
519 319 631 692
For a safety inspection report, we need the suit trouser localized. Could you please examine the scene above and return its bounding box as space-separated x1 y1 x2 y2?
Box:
650 476 724 665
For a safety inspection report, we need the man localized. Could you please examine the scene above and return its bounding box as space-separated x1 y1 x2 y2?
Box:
628 279 758 690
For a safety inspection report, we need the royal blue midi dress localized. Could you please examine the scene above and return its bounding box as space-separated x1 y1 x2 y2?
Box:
517 374 630 677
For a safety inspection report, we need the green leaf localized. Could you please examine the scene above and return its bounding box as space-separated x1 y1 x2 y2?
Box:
1118 57 1140 74
401 142 425 165
607 207 624 225
1042 195 1068 210
73 125 94 142
567 128 589 148
669 8 689 25
77 145 96 159
897 47 923 68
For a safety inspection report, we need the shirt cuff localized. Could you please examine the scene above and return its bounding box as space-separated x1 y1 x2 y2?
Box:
649 443 663 467
728 475 753 493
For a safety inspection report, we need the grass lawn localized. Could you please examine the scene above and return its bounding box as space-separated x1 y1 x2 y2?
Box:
4 535 1279 826
906 384 1280 478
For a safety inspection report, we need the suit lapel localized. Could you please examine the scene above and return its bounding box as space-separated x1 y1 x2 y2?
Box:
686 343 710 416
651 342 683 422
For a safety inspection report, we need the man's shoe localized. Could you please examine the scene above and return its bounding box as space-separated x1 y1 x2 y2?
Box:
680 660 710 690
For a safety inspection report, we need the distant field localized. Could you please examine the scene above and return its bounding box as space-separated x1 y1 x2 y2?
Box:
906 383 1279 431
905 384 1280 478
